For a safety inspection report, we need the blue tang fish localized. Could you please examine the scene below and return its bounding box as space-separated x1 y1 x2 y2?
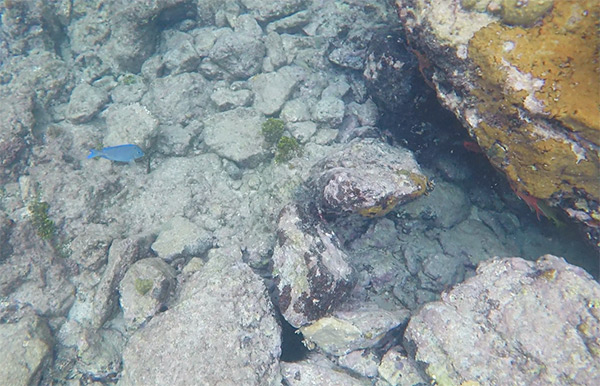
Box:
87 144 144 162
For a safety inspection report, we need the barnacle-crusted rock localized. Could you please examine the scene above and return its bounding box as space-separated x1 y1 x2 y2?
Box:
404 255 600 385
396 0 600 245
307 138 429 218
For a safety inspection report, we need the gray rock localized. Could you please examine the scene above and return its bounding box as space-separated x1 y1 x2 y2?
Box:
74 327 125 382
281 98 313 123
150 216 213 261
101 0 193 72
299 302 409 356
312 128 338 145
66 83 109 123
287 121 317 144
405 255 600 386
0 309 53 386
417 253 466 292
307 138 429 217
0 50 70 108
337 349 379 379
251 65 302 115
346 99 379 127
119 258 176 330
0 92 34 182
437 219 519 266
312 96 345 127
266 10 311 34
263 32 289 71
240 0 307 22
155 122 200 156
160 30 201 75
210 87 253 111
273 203 355 327
209 29 265 79
103 102 159 148
68 223 114 271
203 107 268 168
90 234 155 329
400 181 470 229
2 221 75 317
190 27 217 57
141 72 210 125
233 13 263 38
322 79 351 99
111 74 147 104
281 354 371 386
378 347 427 386
118 248 281 386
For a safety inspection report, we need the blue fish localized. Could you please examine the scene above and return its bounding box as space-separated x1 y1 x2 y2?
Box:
87 144 144 163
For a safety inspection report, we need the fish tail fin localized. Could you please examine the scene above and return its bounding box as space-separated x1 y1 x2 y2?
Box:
87 149 100 159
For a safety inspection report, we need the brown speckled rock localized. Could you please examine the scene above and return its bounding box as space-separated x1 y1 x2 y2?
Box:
307 138 429 218
273 203 355 328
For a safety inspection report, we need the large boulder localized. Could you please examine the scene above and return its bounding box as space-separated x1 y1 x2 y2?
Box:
396 0 600 245
404 255 600 385
273 203 355 328
119 248 281 385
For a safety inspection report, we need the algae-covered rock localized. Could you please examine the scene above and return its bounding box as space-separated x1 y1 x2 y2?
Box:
396 0 600 246
500 0 554 26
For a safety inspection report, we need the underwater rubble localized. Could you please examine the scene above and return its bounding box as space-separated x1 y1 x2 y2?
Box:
0 0 598 385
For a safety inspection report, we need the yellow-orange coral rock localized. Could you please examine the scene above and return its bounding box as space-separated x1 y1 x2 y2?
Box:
468 0 599 199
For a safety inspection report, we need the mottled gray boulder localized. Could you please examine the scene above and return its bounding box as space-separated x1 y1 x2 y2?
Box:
150 216 213 261
209 29 265 79
160 30 201 75
119 258 176 330
307 138 429 217
299 302 410 356
66 83 109 123
141 72 209 125
203 107 268 168
405 255 600 386
263 31 288 71
0 308 53 386
210 87 253 111
273 203 355 327
101 0 194 72
281 97 313 123
240 0 307 22
250 65 302 115
281 354 371 386
103 102 159 148
119 248 281 386
312 95 345 127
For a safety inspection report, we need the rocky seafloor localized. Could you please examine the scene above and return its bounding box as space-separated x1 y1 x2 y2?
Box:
0 0 598 385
